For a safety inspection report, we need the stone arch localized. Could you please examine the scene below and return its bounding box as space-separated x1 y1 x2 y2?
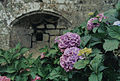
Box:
9 10 71 49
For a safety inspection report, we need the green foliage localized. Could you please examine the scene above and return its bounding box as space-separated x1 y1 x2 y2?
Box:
107 26 120 40
81 35 91 47
103 39 119 51
32 44 71 81
104 9 119 23
74 60 89 69
90 54 103 73
89 72 103 81
116 0 120 11
0 44 36 81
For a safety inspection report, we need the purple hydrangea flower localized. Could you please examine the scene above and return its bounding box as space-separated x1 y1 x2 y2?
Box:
55 32 81 52
87 13 107 30
60 47 84 72
87 18 100 30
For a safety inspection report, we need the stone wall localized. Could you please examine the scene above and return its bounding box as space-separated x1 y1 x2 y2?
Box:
0 0 118 49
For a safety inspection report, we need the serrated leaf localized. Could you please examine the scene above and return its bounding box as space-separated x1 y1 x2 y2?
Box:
20 48 29 54
0 56 7 63
116 0 120 11
90 54 103 72
12 53 21 59
6 67 16 73
39 46 48 53
31 72 36 79
81 35 91 46
92 49 101 54
48 67 61 80
104 9 119 23
107 26 120 40
15 43 21 50
103 39 119 51
46 49 58 57
89 41 101 47
74 60 89 69
93 27 98 33
89 72 103 81
98 66 107 72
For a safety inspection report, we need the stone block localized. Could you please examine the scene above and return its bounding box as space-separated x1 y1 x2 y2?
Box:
47 24 55 28
0 34 9 50
49 36 57 47
57 19 67 29
81 5 97 12
46 30 59 35
37 25 45 29
32 41 49 49
57 25 66 29
0 27 9 35
43 34 49 42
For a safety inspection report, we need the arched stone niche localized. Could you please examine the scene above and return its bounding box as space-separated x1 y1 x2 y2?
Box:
10 10 71 49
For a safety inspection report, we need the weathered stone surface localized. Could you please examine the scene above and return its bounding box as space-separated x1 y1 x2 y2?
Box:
0 34 9 50
46 24 55 28
46 30 59 35
33 41 49 49
59 29 65 35
43 34 49 42
49 36 56 47
37 25 45 29
0 27 9 34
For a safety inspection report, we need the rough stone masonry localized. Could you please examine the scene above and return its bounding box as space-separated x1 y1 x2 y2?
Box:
0 0 118 50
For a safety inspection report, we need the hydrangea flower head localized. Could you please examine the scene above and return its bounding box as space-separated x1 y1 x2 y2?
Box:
55 32 81 52
87 18 100 30
87 13 107 30
113 21 120 26
0 76 10 81
96 13 107 22
60 47 84 72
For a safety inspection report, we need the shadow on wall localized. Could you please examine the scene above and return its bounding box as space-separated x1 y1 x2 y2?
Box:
9 10 71 49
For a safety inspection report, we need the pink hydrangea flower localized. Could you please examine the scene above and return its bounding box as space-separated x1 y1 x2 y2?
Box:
0 76 11 81
87 18 100 30
31 75 41 81
87 13 107 30
55 32 81 52
60 47 84 72
97 13 107 22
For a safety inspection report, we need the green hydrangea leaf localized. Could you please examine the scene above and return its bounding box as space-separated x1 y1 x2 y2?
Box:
103 39 119 51
116 0 120 11
0 56 7 64
104 9 119 23
89 72 103 81
81 35 91 47
107 26 120 40
90 54 103 72
74 60 89 69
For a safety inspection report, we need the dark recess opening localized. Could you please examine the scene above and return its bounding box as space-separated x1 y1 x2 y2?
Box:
36 33 43 41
